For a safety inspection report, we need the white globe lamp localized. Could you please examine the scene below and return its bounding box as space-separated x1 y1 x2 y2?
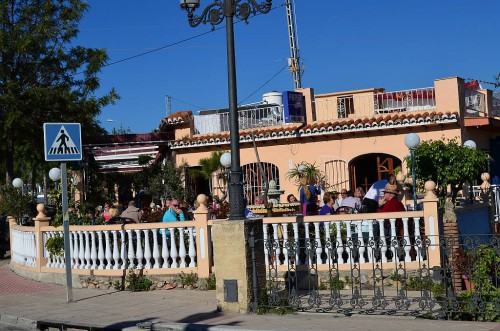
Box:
404 133 421 150
463 140 476 149
12 178 23 188
49 167 62 182
220 152 231 168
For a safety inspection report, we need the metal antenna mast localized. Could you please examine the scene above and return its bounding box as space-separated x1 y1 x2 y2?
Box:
286 0 302 89
165 95 171 116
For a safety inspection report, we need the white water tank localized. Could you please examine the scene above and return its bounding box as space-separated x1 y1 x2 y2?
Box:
262 92 283 105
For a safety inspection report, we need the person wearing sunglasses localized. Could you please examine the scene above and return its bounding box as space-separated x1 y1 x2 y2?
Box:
162 199 186 223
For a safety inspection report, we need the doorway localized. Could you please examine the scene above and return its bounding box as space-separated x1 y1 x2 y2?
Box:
349 153 402 192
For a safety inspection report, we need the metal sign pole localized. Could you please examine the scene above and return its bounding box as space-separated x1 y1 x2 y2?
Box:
60 162 73 302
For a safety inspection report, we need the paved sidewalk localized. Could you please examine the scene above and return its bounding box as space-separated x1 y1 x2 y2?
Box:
1 259 500 331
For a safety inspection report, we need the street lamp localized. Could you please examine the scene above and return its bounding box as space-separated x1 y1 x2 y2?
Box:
12 178 23 190
404 133 420 210
49 166 73 302
463 140 477 202
463 140 477 149
180 0 272 220
220 152 231 201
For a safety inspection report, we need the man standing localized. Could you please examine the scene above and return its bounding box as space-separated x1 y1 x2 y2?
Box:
363 174 396 213
162 199 185 222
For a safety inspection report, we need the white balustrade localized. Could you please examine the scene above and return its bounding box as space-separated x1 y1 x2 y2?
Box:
178 227 187 268
12 229 37 267
153 230 161 269
161 230 170 268
97 232 104 269
78 231 85 269
144 229 152 269
188 228 196 268
112 230 120 269
170 228 179 268
104 231 112 270
135 230 144 269
90 231 97 269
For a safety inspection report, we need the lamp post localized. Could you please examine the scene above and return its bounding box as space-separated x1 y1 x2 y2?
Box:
220 152 232 201
463 140 477 203
12 178 23 224
180 0 272 220
49 167 73 302
404 133 420 210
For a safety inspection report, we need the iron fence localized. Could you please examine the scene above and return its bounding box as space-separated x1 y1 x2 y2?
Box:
256 228 500 320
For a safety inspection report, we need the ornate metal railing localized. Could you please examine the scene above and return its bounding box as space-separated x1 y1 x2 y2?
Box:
315 88 436 121
261 232 500 319
193 105 284 135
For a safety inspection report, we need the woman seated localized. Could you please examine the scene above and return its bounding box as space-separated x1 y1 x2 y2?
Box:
319 192 336 215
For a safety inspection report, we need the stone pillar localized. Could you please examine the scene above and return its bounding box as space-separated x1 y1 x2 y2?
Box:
193 194 212 278
441 199 461 291
212 218 265 313
33 204 51 271
421 181 440 268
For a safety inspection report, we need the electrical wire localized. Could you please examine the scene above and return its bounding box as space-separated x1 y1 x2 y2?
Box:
238 64 288 105
101 2 286 69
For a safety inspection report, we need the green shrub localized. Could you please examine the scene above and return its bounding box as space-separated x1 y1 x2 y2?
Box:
205 273 216 290
179 271 198 287
125 269 152 292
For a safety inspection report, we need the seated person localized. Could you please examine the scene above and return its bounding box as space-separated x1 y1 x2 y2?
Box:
106 206 122 224
121 200 142 223
286 194 297 203
340 190 358 210
377 183 405 236
319 192 336 215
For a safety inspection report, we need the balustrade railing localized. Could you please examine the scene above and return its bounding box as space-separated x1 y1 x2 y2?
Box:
315 88 436 121
193 105 284 135
261 211 435 271
11 228 37 267
41 223 197 272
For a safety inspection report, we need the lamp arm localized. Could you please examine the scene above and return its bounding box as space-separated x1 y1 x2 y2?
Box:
184 1 224 29
235 0 272 22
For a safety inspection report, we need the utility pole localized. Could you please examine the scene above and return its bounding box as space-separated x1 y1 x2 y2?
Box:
286 0 302 89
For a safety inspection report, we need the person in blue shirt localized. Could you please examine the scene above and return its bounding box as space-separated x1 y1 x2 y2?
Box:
162 199 185 222
299 177 321 216
319 192 336 215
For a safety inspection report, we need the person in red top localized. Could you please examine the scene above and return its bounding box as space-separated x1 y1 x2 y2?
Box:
377 184 405 213
378 184 405 238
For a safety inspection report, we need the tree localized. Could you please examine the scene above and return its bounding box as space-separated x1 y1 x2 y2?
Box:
0 1 119 185
412 138 490 201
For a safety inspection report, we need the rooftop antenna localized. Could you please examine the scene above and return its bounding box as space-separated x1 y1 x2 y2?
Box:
286 0 302 89
165 95 171 116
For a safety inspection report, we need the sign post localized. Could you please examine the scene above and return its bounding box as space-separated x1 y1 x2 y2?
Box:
44 123 82 303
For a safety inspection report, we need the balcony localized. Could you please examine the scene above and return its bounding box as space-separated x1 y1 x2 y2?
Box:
315 87 436 121
193 105 284 135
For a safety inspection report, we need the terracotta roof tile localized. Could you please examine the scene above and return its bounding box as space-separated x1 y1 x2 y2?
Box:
169 112 458 149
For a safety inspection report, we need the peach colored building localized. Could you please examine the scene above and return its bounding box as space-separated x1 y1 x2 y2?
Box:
160 76 499 205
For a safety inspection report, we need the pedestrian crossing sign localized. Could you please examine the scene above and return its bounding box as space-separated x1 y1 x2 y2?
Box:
44 123 82 161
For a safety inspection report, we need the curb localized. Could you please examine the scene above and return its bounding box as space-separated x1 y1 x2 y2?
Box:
150 323 271 331
0 314 38 330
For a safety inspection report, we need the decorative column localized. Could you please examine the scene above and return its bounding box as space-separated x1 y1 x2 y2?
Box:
441 199 461 291
421 181 440 268
34 203 51 271
193 194 212 278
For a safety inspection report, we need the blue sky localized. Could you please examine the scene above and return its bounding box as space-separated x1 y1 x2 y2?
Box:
77 1 500 133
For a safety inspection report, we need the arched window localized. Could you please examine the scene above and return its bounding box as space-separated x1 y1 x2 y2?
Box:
242 162 280 205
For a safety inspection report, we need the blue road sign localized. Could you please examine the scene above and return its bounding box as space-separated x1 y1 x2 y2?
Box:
44 123 82 161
